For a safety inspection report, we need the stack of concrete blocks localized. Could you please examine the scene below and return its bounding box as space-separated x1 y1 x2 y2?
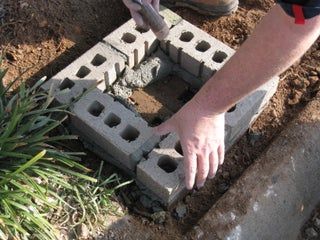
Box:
41 6 279 206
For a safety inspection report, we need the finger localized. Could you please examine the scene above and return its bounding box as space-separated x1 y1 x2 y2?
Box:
218 143 225 165
183 147 197 190
208 150 219 179
130 10 145 27
153 119 174 136
152 0 160 12
196 152 209 188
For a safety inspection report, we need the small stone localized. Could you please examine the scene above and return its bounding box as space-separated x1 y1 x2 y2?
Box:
313 217 320 228
316 67 320 74
309 76 319 84
305 227 318 238
151 211 166 224
248 132 262 146
217 182 230 194
310 71 318 76
175 203 187 218
76 223 90 239
222 171 230 179
193 226 205 239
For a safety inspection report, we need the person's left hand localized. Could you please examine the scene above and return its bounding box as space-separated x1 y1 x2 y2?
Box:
154 100 226 189
122 0 160 28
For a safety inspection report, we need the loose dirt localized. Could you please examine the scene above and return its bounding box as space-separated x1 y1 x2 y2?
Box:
130 75 196 125
1 0 319 239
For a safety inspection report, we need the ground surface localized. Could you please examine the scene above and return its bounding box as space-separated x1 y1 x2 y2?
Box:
1 0 319 239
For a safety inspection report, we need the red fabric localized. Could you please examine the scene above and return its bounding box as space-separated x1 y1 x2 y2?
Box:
292 4 305 24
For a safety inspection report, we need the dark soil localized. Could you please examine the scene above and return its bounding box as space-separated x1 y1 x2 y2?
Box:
1 0 319 239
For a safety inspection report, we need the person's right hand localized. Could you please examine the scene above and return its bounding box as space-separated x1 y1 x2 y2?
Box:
122 0 160 28
154 99 226 189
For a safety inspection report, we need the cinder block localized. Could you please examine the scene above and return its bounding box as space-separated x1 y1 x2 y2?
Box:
103 6 179 69
71 89 160 171
161 20 234 81
137 133 187 205
225 77 279 149
41 42 126 104
104 20 159 68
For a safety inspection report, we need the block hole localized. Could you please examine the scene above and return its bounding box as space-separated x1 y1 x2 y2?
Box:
136 26 149 33
175 141 183 156
180 31 194 42
158 156 178 173
88 101 105 117
213 51 228 63
76 66 91 78
121 125 140 142
122 32 136 44
104 113 121 128
227 105 237 113
91 54 106 66
59 78 75 90
195 41 211 52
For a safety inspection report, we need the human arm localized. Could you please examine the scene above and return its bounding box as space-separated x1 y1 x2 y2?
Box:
155 4 320 189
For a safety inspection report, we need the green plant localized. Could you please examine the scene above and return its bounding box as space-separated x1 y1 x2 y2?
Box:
0 58 130 240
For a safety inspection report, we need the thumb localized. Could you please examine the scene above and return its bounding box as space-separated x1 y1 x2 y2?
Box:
153 119 174 136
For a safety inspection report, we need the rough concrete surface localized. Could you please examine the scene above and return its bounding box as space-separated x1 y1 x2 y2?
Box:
188 92 320 240
41 42 125 104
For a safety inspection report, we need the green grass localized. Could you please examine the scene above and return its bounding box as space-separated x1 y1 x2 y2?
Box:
0 57 131 240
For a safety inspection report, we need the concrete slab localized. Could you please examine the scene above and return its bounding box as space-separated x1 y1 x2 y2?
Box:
188 92 320 240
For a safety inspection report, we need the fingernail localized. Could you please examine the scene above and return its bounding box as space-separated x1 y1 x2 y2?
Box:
197 183 204 189
208 174 215 179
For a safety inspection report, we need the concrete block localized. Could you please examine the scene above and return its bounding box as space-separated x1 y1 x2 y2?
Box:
137 133 187 205
104 19 159 68
161 20 234 81
225 77 279 149
71 89 160 171
41 42 125 104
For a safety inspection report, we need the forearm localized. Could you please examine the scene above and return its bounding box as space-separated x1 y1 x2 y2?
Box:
193 4 320 115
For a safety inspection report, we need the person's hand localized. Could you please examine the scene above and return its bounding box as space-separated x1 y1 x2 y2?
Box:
122 0 160 28
154 100 225 189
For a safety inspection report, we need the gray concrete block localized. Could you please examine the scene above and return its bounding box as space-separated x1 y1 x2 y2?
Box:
103 6 178 69
41 42 125 104
137 133 187 205
225 77 279 149
104 19 159 68
71 89 160 171
161 20 234 81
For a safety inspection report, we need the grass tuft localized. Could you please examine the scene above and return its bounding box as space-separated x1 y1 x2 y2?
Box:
0 57 131 239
